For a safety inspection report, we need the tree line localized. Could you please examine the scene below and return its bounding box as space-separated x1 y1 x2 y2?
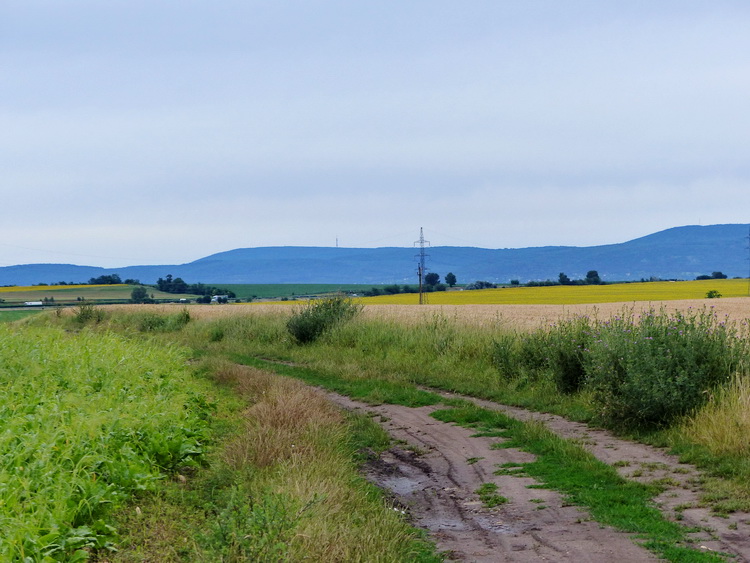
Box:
362 272 457 297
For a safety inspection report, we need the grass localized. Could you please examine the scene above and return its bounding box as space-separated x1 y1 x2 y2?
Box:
474 482 508 508
110 361 441 562
0 323 214 561
231 348 727 561
355 278 750 305
0 309 42 322
23 302 750 559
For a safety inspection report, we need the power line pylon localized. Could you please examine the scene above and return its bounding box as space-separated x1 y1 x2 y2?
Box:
414 227 430 305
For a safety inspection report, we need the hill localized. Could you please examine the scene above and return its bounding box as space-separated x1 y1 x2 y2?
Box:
1 224 748 286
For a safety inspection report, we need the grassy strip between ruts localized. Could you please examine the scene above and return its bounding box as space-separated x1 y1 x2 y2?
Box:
242 356 730 563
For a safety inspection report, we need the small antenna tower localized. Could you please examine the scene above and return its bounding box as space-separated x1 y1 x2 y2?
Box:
414 227 430 304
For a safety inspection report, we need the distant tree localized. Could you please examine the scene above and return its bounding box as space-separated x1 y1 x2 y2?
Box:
445 272 457 287
696 275 712 280
585 270 602 285
170 277 189 294
711 271 728 279
89 274 121 285
558 272 571 285
464 281 497 290
425 272 440 286
130 286 152 304
123 278 141 285
510 279 520 286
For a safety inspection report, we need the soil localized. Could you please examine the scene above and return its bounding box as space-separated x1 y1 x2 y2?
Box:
325 391 750 562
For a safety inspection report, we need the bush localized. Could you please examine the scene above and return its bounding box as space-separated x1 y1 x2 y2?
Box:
286 294 362 344
492 307 748 429
73 302 105 324
545 316 593 394
584 308 746 428
492 331 549 380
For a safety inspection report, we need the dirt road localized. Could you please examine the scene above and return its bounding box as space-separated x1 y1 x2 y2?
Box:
326 392 750 562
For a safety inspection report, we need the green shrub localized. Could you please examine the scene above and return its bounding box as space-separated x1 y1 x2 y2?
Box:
73 302 105 324
286 295 362 344
138 309 192 332
492 331 549 380
545 316 592 394
584 308 746 428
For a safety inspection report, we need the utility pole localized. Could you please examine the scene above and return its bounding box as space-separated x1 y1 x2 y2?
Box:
414 227 430 304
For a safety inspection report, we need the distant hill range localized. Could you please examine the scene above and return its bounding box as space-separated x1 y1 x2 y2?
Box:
2 224 750 286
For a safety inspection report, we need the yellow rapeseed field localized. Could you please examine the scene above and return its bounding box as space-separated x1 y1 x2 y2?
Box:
355 279 750 305
0 284 108 293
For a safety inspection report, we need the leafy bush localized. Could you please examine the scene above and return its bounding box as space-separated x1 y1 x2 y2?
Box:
545 316 592 394
286 294 362 344
492 331 549 380
584 308 746 428
492 307 748 429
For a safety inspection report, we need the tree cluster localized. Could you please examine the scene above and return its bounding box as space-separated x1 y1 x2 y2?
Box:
155 275 236 298
557 270 602 286
696 271 727 280
88 274 123 285
464 280 497 290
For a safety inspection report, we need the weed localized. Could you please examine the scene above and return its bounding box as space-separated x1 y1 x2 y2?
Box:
475 482 509 508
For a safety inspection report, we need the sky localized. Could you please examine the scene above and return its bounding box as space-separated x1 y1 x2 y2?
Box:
2 1 750 268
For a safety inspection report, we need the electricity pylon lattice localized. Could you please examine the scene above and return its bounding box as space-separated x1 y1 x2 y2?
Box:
414 227 430 305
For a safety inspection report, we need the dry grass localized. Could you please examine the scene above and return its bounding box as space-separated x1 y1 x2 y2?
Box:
218 364 344 470
358 298 750 331
681 373 750 457
205 361 429 561
93 297 750 332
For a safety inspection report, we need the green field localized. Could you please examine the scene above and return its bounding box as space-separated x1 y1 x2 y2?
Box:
0 284 196 306
221 283 389 299
0 310 42 322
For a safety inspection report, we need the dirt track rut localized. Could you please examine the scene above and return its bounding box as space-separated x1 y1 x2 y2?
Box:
326 391 750 562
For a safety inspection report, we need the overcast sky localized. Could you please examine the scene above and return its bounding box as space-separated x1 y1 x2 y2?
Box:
3 1 749 268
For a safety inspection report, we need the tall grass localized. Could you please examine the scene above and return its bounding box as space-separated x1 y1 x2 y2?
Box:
681 373 750 457
182 362 439 561
0 324 212 560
